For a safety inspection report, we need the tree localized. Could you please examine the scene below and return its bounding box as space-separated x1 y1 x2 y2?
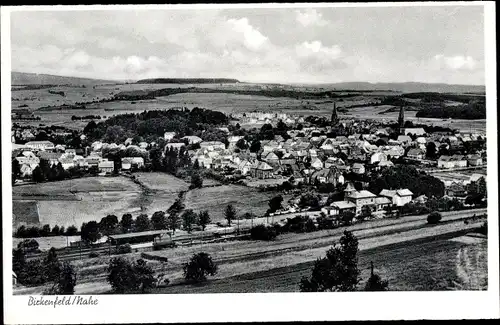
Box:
249 139 261 153
32 166 45 183
182 209 198 233
427 211 442 224
12 158 21 185
43 248 62 282
190 172 203 189
365 262 389 291
358 205 373 222
197 210 211 231
224 204 237 226
65 225 78 236
167 213 181 235
426 142 437 159
120 214 133 232
107 257 137 293
99 215 118 235
135 214 151 232
80 221 101 244
300 230 360 292
41 224 51 236
236 138 248 150
151 211 167 230
340 211 355 226
51 225 60 236
13 248 26 277
183 252 218 282
133 259 155 293
268 195 283 213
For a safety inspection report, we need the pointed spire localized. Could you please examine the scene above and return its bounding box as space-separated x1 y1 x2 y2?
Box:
398 105 405 134
331 101 339 126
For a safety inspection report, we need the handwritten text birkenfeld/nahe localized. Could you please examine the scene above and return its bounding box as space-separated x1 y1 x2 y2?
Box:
28 296 98 307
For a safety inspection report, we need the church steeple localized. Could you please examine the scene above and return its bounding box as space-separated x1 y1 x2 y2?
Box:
331 101 339 126
398 105 405 134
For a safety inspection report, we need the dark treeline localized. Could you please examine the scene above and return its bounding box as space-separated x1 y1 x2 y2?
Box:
136 78 240 84
71 115 102 121
83 107 228 143
416 103 486 119
113 87 362 101
48 89 65 96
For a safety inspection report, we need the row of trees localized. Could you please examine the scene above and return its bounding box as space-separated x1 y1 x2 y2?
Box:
31 160 99 183
15 224 78 238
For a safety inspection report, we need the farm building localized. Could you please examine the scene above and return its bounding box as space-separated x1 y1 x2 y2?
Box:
25 141 55 151
164 132 176 141
107 230 171 246
98 160 114 173
379 189 413 206
321 201 356 216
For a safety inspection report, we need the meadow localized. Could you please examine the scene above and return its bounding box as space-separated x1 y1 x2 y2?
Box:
13 176 143 228
184 184 279 221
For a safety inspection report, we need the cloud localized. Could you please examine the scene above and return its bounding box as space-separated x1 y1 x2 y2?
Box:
295 9 329 27
434 54 477 70
226 18 269 51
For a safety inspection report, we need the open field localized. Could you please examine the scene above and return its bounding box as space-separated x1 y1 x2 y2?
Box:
134 172 190 192
184 184 281 221
13 176 143 228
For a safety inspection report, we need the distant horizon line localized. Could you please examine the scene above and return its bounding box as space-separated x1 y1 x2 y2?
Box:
11 70 485 87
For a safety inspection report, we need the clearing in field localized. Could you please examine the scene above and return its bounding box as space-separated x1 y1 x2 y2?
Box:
184 184 277 221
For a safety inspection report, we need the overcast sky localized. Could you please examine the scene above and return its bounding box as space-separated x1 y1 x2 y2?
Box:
10 5 485 85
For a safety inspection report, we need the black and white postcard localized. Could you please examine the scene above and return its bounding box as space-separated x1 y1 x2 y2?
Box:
2 2 498 323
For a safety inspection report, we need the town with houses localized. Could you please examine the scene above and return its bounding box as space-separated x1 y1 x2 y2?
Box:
12 103 487 222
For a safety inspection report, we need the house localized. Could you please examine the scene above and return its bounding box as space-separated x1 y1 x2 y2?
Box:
121 158 133 170
237 160 253 175
406 148 425 160
263 152 280 165
404 128 426 136
379 189 413 206
182 135 203 145
352 163 365 174
374 197 392 211
250 161 274 179
321 201 356 216
218 127 230 134
164 132 176 141
467 154 483 166
194 155 213 169
15 152 40 177
58 154 75 170
370 152 388 164
446 183 467 198
345 190 378 214
228 136 244 149
25 141 55 151
98 160 114 173
397 135 412 145
310 168 344 185
200 141 225 151
38 152 62 166
438 155 468 169
280 153 296 165
324 157 345 169
85 156 101 167
138 142 148 150
377 160 395 168
165 142 186 151
310 157 324 170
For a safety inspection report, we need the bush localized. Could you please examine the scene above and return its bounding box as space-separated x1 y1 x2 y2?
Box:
250 225 278 241
88 252 100 258
427 212 442 224
17 239 40 253
183 252 218 283
114 244 132 255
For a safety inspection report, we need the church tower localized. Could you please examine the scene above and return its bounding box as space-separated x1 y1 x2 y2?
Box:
398 105 405 134
331 101 339 126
